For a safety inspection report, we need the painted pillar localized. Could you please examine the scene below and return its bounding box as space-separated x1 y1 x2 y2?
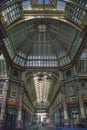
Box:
77 81 86 119
16 84 23 129
78 89 86 119
0 80 8 130
62 94 68 120
62 93 69 127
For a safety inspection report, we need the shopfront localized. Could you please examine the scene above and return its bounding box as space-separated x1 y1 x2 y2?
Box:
6 106 17 126
68 105 80 127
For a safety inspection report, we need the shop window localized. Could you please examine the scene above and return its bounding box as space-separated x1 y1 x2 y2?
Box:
0 83 3 95
10 83 17 98
68 105 80 127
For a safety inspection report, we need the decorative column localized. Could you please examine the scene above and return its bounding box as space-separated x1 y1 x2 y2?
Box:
77 81 87 127
62 93 70 127
16 83 23 130
78 89 86 119
61 83 70 127
0 80 8 130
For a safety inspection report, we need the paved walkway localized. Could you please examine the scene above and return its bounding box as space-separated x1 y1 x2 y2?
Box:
7 124 55 130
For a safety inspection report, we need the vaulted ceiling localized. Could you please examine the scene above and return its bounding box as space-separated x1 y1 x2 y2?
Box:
0 0 87 109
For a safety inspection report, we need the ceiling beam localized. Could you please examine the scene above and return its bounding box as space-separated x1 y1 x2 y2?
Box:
48 29 68 52
5 16 82 33
17 36 31 50
47 32 60 66
24 31 38 65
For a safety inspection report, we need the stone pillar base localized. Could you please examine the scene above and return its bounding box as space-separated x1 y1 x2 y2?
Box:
63 119 70 127
0 120 6 130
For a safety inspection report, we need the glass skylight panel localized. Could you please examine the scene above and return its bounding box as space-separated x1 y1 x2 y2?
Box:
14 55 24 66
37 0 43 4
22 0 31 8
37 0 50 4
72 0 86 7
18 52 26 58
3 38 15 58
1 3 22 26
65 2 86 27
80 50 87 59
33 72 51 106
78 49 87 73
69 32 81 59
57 0 65 8
49 26 58 33
25 54 58 67
59 55 70 66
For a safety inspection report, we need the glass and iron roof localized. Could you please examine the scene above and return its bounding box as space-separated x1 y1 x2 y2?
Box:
25 71 59 108
22 0 65 8
4 18 81 68
1 0 86 69
0 0 87 109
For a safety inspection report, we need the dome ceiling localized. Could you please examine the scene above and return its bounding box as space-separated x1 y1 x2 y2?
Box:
0 0 86 109
4 18 80 68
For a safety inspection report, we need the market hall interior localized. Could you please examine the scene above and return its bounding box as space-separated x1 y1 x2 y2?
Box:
0 0 87 130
